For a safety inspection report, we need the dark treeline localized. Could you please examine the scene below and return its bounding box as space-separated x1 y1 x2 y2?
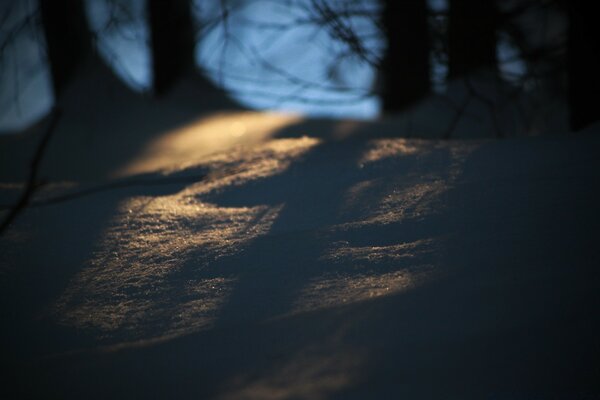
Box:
9 0 600 131
147 0 195 96
40 0 92 97
380 0 599 131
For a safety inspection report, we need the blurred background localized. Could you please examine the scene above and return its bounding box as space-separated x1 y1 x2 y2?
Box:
0 0 598 135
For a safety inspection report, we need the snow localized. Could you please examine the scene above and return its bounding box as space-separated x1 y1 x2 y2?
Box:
1 64 599 399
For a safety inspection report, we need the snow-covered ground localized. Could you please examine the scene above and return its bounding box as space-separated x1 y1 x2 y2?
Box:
1 65 599 399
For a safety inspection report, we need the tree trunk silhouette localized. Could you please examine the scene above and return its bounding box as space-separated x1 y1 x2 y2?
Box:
380 0 431 112
148 0 195 96
40 0 92 98
566 2 600 131
447 0 497 79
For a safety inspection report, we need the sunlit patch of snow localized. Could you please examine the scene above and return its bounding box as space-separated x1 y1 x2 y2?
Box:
321 239 434 265
337 178 448 229
49 130 480 348
119 111 304 176
343 140 479 227
359 137 478 167
54 134 321 344
186 136 320 196
372 181 449 224
221 346 363 400
293 271 414 313
359 138 431 164
54 195 281 343
291 240 435 313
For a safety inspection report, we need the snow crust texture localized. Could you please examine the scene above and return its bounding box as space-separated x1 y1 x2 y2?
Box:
1 108 599 399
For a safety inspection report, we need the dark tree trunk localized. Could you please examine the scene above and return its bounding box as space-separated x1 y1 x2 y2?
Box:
447 0 498 79
148 0 195 96
566 2 600 131
40 0 92 97
380 0 431 112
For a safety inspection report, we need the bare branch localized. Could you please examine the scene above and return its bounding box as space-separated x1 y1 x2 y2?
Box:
0 108 61 236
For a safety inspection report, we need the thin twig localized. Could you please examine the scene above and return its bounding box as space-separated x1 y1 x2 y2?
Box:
464 77 503 138
0 108 61 235
443 95 471 139
12 174 207 209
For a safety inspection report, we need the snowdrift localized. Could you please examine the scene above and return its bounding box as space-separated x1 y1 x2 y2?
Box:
1 65 599 399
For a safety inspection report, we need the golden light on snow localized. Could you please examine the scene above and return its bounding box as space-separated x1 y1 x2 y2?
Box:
188 135 320 195
342 139 480 228
119 111 303 176
293 271 414 312
51 126 476 349
367 181 448 225
230 121 247 137
321 239 434 264
359 138 428 164
222 348 362 400
292 240 435 313
55 134 319 345
54 199 281 342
